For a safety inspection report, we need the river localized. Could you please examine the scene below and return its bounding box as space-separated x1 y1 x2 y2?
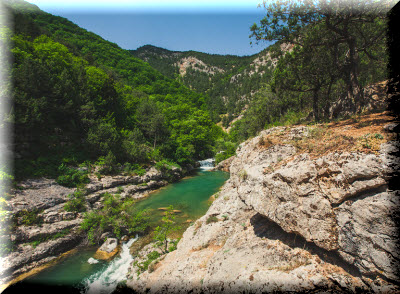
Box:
4 165 228 294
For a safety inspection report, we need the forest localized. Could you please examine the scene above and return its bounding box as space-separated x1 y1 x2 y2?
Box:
3 0 224 180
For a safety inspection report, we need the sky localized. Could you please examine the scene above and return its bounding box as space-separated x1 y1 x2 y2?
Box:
26 0 273 56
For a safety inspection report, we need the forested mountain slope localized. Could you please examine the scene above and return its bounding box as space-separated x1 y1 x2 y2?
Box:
131 44 278 124
4 0 223 179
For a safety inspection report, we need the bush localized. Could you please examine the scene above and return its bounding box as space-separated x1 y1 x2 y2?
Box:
134 250 161 275
168 238 180 252
155 160 179 172
96 151 117 175
80 193 150 244
123 163 146 176
64 189 87 212
206 215 218 224
17 209 42 226
56 163 90 188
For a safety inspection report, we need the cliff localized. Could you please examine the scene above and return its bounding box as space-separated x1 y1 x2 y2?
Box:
127 112 399 293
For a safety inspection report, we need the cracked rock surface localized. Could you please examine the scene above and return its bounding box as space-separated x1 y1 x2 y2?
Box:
127 125 399 293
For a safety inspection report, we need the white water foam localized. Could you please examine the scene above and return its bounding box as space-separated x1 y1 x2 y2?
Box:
82 236 138 294
198 158 215 170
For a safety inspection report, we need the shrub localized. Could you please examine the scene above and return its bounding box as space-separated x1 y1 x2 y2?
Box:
96 151 117 175
168 238 180 252
64 189 87 212
155 160 179 172
122 163 146 176
206 215 218 224
134 250 161 275
17 209 42 226
153 205 180 253
0 240 16 257
80 193 149 244
56 163 90 188
134 167 146 176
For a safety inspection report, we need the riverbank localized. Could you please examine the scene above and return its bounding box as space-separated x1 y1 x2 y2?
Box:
2 167 229 294
0 163 197 287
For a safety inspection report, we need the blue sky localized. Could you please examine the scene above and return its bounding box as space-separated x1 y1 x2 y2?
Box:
27 0 273 56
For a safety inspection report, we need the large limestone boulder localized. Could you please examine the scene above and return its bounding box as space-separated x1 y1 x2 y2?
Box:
94 238 119 260
228 128 398 282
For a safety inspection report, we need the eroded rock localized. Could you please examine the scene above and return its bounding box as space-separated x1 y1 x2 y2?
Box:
127 123 399 293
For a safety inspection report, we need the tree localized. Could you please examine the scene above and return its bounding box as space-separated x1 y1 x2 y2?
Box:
153 205 180 253
136 99 167 149
272 28 340 121
251 0 393 114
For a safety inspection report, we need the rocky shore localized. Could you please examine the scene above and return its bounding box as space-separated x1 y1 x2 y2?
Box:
126 115 400 293
0 164 192 286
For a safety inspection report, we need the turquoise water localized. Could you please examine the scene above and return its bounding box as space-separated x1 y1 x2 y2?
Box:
132 169 229 226
9 169 228 293
27 247 104 288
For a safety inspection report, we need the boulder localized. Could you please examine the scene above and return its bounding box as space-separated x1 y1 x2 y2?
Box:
94 238 119 260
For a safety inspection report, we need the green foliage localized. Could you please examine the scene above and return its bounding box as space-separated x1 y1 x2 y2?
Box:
96 151 117 175
251 0 389 116
130 45 274 124
214 138 237 165
0 241 16 257
206 215 218 224
6 1 225 180
80 193 149 244
168 238 180 252
16 209 42 226
155 160 179 172
153 205 180 253
122 163 146 176
229 85 286 142
29 228 71 248
133 250 161 275
64 189 87 212
56 163 90 188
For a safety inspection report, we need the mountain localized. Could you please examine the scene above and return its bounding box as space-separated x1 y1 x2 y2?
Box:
4 0 223 179
130 44 280 125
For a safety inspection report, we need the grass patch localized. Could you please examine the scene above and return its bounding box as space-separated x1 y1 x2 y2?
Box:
206 215 218 224
238 169 248 181
29 228 71 248
134 250 161 275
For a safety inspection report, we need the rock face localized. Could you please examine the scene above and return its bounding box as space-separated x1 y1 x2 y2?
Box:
330 80 388 118
127 123 399 293
213 156 234 172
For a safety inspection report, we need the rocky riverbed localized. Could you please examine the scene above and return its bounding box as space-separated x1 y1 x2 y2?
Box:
0 164 191 286
126 115 400 293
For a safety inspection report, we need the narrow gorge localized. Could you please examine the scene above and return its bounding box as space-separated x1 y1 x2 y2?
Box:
126 113 400 293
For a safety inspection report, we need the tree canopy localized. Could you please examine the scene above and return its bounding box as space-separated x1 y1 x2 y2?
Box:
251 0 392 115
